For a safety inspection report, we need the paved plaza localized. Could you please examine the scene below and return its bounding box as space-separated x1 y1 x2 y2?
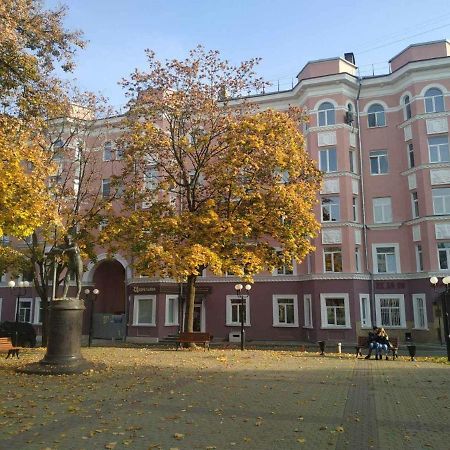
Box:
0 347 449 450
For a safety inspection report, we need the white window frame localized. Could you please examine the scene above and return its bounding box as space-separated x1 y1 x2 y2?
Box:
375 294 406 328
424 88 444 113
415 244 424 272
432 188 450 215
372 243 401 274
103 141 113 161
428 136 449 163
373 197 392 223
323 247 343 273
411 192 419 219
34 297 42 324
165 295 179 326
319 148 337 172
359 294 372 328
349 150 357 174
132 295 156 326
407 143 415 168
303 294 313 328
0 298 2 322
15 297 33 323
318 102 336 127
226 295 250 326
102 178 111 198
321 196 340 222
320 293 351 329
403 95 412 120
367 104 386 128
273 249 295 276
412 294 428 330
272 295 298 327
352 197 358 222
438 242 450 270
369 150 388 175
355 247 361 273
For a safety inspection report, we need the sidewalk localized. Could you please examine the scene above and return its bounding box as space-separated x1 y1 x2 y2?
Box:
1 347 449 449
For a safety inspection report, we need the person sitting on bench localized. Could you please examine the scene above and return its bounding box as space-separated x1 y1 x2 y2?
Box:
375 328 391 360
365 326 379 359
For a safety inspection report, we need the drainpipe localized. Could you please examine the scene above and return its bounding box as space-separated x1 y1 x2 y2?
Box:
356 77 376 326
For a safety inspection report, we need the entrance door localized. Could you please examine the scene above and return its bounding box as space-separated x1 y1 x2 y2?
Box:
193 305 202 332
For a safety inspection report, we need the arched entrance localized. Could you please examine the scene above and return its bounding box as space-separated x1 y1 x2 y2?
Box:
90 259 126 340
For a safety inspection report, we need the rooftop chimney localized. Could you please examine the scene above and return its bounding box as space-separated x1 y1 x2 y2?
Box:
344 52 355 65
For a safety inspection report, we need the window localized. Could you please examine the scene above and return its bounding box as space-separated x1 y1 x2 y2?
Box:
424 88 444 113
428 136 449 163
373 244 400 274
1 235 10 246
369 150 388 174
324 247 343 272
272 295 298 327
355 247 361 273
432 188 450 215
226 295 250 326
367 104 386 127
349 150 356 173
320 294 350 328
373 197 392 223
438 242 450 270
412 294 428 329
165 295 179 326
407 143 415 168
102 178 110 198
415 244 424 272
375 294 406 328
319 148 337 172
359 294 372 328
16 299 32 323
411 192 419 218
352 197 358 222
321 197 340 222
318 102 335 127
404 95 412 120
116 148 124 160
103 141 112 161
34 298 43 324
303 294 313 328
144 168 158 190
133 295 156 326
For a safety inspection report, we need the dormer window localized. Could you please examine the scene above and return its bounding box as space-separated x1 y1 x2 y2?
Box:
424 88 444 113
318 102 335 127
367 104 386 128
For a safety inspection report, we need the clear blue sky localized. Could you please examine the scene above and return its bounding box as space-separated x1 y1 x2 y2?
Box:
46 0 450 111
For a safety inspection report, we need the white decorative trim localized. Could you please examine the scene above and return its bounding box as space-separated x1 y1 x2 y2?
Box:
83 252 131 282
426 117 448 134
303 294 313 328
408 173 417 190
412 293 428 330
132 294 156 326
359 294 372 328
320 293 351 329
34 297 42 325
372 243 401 274
272 294 299 327
165 294 179 326
374 294 406 329
412 225 421 242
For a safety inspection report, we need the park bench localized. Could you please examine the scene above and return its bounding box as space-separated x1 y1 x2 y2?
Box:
0 337 20 359
175 332 213 350
355 335 398 360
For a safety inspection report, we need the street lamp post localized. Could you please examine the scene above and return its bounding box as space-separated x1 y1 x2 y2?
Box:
430 276 450 362
234 283 252 351
84 288 100 347
8 280 30 346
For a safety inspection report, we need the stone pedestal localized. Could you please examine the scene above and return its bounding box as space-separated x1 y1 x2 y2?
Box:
18 298 104 375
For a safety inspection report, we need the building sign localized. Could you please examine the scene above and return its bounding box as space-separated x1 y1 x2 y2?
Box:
132 286 156 294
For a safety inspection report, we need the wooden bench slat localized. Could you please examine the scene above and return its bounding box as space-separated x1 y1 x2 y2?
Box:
355 335 398 359
175 332 212 350
0 337 20 359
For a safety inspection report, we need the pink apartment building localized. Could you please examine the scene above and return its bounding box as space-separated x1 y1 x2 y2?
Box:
1 39 450 346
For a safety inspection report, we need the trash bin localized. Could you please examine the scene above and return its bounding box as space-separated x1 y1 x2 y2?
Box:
405 332 412 342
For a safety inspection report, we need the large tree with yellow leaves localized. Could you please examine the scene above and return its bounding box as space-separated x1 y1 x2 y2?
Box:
106 47 322 334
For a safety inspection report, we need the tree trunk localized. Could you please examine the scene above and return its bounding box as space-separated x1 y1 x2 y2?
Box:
185 274 197 333
41 299 49 347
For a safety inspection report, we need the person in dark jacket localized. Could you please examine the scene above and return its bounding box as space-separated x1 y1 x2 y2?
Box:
375 328 391 360
365 326 379 359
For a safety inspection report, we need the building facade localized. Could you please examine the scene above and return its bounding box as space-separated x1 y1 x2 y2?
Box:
2 40 450 345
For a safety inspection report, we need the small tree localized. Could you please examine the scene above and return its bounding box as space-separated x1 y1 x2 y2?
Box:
106 47 322 334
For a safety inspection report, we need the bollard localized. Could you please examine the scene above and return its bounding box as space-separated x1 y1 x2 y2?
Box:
318 340 325 356
337 342 342 354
